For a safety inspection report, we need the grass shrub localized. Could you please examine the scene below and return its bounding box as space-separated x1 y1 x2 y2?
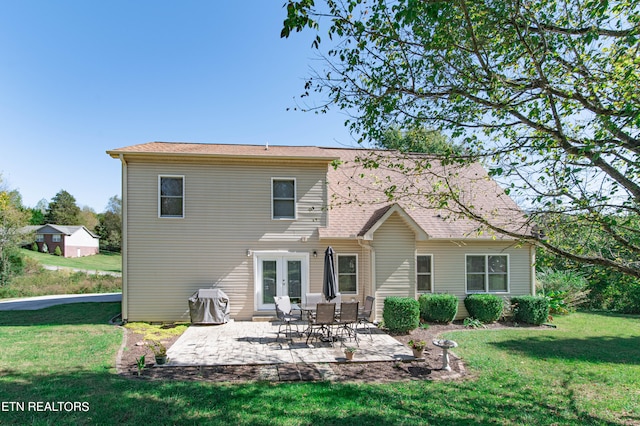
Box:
383 296 420 333
418 293 458 323
0 269 121 298
511 295 550 325
536 268 590 314
464 294 504 323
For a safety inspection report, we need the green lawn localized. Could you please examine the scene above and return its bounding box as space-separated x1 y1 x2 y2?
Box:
0 307 638 425
20 248 122 273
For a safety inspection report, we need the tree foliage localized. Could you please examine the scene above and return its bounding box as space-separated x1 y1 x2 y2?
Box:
375 126 462 154
96 195 121 252
0 177 29 285
282 0 640 278
45 190 81 225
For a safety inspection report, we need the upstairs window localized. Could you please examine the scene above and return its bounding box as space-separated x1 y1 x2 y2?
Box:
466 255 509 293
417 255 433 293
159 176 184 218
272 178 296 219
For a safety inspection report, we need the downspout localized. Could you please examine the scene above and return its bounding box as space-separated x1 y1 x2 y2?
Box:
119 154 128 322
530 243 536 296
358 238 376 322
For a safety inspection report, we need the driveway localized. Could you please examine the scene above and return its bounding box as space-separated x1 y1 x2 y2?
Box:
0 292 121 311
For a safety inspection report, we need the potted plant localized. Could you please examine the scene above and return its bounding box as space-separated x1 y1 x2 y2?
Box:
408 339 427 358
146 340 168 365
344 346 357 361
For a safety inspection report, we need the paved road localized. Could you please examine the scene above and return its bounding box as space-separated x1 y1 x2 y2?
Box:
0 293 122 311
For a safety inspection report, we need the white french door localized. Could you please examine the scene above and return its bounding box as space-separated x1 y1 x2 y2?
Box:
255 252 308 310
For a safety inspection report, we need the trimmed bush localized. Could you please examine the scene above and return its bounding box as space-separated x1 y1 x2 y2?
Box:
383 297 420 333
464 294 504 323
511 296 549 325
418 293 458 323
54 246 62 256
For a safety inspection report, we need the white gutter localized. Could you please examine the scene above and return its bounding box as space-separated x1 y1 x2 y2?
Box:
530 244 536 296
119 154 128 322
358 238 377 322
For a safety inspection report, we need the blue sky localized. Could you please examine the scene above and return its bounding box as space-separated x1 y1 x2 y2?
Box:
0 1 354 211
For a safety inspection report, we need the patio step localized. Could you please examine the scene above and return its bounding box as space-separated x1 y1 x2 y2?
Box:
252 315 275 322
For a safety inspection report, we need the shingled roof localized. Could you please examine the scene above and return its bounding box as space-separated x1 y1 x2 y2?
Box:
320 148 530 240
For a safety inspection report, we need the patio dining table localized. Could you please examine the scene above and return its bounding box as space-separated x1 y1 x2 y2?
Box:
294 302 344 340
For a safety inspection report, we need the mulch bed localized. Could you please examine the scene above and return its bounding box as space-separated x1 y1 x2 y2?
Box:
117 321 530 383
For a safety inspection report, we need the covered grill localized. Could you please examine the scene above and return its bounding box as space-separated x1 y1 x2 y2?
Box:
188 289 230 324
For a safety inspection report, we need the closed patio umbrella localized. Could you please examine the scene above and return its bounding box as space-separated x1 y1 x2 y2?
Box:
323 246 338 301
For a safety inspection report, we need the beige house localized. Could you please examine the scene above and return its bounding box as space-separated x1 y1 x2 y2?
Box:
108 142 535 323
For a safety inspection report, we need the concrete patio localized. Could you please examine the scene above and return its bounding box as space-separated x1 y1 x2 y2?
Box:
166 320 414 366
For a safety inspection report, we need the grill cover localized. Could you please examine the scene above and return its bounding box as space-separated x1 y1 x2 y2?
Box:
188 289 230 324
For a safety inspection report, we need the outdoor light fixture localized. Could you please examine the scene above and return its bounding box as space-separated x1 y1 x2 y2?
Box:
246 249 252 257
313 250 318 257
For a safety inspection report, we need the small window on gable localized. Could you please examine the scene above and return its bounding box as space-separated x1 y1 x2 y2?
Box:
159 176 184 218
52 234 61 243
337 254 358 294
417 255 432 293
272 178 296 219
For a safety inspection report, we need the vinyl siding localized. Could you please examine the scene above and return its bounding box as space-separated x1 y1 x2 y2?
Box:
416 240 533 319
372 212 416 320
67 230 99 248
124 159 328 322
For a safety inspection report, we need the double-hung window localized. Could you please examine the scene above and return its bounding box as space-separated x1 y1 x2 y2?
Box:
272 178 296 220
417 255 433 293
337 254 357 294
466 254 509 293
159 176 184 218
52 234 61 243
35 234 44 242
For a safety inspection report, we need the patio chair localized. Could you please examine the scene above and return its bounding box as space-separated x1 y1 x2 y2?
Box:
274 296 302 341
305 303 336 346
304 293 323 321
335 302 359 346
356 296 375 340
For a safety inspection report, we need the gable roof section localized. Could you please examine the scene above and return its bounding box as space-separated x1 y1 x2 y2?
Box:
359 204 429 241
37 224 99 239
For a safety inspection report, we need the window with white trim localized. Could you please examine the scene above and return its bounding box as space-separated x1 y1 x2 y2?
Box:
466 255 509 293
35 234 44 242
159 176 184 218
52 234 61 243
417 255 433 293
272 178 296 219
337 254 357 294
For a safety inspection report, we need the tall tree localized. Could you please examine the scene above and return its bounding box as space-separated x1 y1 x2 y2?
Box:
45 190 81 225
29 198 48 225
79 206 99 231
282 0 640 278
0 176 29 285
375 126 461 154
96 195 122 252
